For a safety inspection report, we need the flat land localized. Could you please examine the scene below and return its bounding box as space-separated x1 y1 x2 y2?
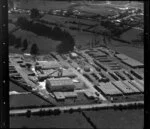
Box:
108 39 144 63
9 81 27 92
15 0 74 11
10 93 50 108
10 112 92 128
84 109 144 129
120 28 143 43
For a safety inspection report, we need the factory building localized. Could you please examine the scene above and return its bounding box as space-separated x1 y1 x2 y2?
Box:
97 82 122 96
112 81 134 94
129 80 144 92
53 92 65 100
122 80 140 93
84 90 97 99
46 77 75 92
63 92 77 98
36 61 60 70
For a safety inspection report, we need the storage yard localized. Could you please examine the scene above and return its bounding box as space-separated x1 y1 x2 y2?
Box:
9 46 144 108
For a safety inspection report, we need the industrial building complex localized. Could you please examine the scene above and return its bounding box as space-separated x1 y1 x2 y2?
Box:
9 46 144 108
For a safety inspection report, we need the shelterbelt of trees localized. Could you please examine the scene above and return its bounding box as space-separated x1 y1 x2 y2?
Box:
16 16 75 54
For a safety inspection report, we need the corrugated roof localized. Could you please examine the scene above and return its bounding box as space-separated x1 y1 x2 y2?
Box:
47 77 74 87
63 92 77 98
53 92 65 100
129 80 144 92
98 82 122 95
115 54 129 60
112 81 134 94
122 59 144 67
122 80 140 93
115 54 144 67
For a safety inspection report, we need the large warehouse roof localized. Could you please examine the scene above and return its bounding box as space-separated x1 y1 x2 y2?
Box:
47 77 74 87
98 82 122 95
37 60 60 69
46 77 75 92
122 80 140 93
112 81 134 94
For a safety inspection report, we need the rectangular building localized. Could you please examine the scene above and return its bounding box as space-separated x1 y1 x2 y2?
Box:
122 80 140 93
97 82 123 96
63 92 77 98
53 92 65 100
84 90 97 99
46 77 75 92
112 81 134 94
37 61 60 70
129 80 144 92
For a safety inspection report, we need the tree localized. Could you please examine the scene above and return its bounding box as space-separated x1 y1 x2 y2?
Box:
56 31 75 54
17 17 29 29
68 108 74 114
30 43 39 55
14 38 22 48
8 0 14 10
22 39 28 51
53 109 61 115
26 110 31 118
9 34 16 46
30 8 40 19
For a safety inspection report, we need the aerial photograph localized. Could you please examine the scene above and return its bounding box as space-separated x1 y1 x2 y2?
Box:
8 0 144 128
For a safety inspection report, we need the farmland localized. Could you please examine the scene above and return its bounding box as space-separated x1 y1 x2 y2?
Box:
9 81 27 92
10 112 92 128
84 109 144 129
10 93 51 108
10 109 143 129
108 39 144 63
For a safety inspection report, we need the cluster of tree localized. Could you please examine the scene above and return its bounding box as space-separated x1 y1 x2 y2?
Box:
16 17 75 54
30 8 41 19
9 33 40 55
10 104 53 110
101 20 123 37
113 103 144 111
9 34 28 51
25 108 61 118
8 0 14 10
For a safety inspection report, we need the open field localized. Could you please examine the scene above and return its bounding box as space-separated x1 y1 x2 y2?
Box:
10 93 50 108
10 112 92 128
120 28 143 43
84 109 144 129
9 23 16 32
10 109 143 128
108 39 144 63
9 13 29 22
9 81 27 92
14 0 75 11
